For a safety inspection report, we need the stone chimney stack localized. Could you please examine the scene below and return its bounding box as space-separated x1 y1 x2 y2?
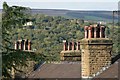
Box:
80 24 113 78
60 40 81 61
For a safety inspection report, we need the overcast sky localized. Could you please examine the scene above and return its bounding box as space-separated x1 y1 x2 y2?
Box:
0 0 120 11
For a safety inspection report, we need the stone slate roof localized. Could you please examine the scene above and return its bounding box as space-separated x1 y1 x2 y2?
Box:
28 62 81 78
95 59 120 79
28 59 120 79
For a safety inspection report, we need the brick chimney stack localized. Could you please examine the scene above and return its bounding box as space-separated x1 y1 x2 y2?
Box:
61 40 81 61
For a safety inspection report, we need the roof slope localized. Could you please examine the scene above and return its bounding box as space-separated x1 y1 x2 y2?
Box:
28 62 81 78
95 59 120 79
28 59 120 79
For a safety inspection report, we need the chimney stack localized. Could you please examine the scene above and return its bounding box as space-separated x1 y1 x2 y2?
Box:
14 39 32 51
63 40 67 51
84 24 106 38
14 41 17 50
80 24 112 78
72 41 74 50
28 40 31 50
84 26 88 38
76 42 80 50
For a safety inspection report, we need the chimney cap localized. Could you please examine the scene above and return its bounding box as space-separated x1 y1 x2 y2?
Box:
28 40 31 42
63 40 66 42
90 25 93 27
101 26 105 28
93 24 98 27
88 26 93 30
18 39 22 42
84 26 89 30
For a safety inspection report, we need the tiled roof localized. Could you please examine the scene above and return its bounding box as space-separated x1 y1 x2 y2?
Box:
28 59 120 79
94 59 120 79
28 62 81 78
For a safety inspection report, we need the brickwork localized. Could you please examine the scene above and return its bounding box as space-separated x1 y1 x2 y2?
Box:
80 24 113 78
60 24 113 77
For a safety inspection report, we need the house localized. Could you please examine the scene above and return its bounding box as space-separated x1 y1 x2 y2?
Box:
27 24 120 79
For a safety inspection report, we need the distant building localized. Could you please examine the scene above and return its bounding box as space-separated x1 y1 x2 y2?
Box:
97 21 106 25
23 21 35 29
27 24 119 79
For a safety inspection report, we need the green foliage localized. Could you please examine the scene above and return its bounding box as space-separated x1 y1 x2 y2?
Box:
11 14 85 64
106 23 120 56
2 2 41 78
12 12 120 62
112 26 120 56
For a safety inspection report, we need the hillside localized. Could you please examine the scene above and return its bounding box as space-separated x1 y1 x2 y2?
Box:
0 9 118 22
31 9 118 22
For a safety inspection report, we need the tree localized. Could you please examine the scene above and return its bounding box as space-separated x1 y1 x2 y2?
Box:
2 2 41 78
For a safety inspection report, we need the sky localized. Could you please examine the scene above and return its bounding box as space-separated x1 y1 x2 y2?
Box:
0 0 120 11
